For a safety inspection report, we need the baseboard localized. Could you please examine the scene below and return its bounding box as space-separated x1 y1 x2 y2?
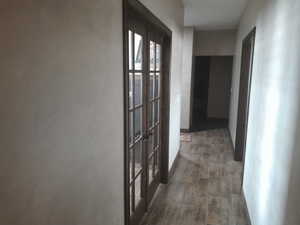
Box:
169 148 180 179
242 190 252 225
180 128 190 133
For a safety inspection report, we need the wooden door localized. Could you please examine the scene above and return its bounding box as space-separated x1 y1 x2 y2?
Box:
125 7 168 225
191 56 210 131
146 36 162 201
234 28 256 161
127 26 147 225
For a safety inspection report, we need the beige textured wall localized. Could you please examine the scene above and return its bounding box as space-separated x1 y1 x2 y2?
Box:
194 30 237 56
229 0 300 225
0 0 184 224
180 27 194 130
138 0 184 168
0 1 124 224
180 29 235 128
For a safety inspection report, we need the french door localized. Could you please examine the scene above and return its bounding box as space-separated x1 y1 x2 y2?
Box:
126 15 164 225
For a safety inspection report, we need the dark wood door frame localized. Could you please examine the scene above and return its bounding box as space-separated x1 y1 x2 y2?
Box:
191 56 210 131
123 1 172 225
188 56 196 132
189 56 233 131
234 28 256 162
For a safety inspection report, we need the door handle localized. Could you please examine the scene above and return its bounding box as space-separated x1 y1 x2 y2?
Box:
142 132 153 141
142 133 149 141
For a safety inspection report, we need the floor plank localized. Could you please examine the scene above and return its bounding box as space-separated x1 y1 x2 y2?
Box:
142 129 249 225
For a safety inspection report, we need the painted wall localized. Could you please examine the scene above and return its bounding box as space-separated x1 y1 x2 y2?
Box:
194 30 237 56
207 57 233 119
180 27 194 130
229 0 300 225
0 0 124 225
0 1 184 224
139 0 184 169
180 29 235 129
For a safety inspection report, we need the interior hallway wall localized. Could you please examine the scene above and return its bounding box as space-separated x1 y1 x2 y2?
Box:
229 0 300 225
180 29 236 129
139 0 184 169
0 1 124 224
0 0 185 224
194 30 237 56
180 27 194 130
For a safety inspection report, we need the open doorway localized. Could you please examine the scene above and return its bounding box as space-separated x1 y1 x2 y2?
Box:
190 56 233 131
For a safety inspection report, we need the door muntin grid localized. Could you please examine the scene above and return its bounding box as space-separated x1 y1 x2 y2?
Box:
128 30 145 216
127 28 163 221
147 40 161 185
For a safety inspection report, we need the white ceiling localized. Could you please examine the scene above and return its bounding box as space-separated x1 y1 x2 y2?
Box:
183 0 248 30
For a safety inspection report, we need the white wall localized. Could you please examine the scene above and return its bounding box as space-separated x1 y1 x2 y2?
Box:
0 1 184 224
229 0 300 225
180 29 235 129
139 0 184 168
0 0 124 225
194 30 237 56
180 27 194 130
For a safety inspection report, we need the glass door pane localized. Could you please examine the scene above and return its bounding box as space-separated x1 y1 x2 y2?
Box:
128 30 146 217
127 21 165 225
146 39 161 194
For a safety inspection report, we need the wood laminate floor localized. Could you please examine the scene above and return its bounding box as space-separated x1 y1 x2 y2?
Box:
141 129 249 225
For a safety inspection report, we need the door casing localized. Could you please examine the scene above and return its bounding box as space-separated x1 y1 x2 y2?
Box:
234 28 256 164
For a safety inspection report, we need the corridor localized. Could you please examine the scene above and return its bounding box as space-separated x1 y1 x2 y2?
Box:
142 129 249 225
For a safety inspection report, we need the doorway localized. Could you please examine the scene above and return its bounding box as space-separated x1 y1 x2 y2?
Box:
191 56 233 131
123 1 172 225
234 28 256 162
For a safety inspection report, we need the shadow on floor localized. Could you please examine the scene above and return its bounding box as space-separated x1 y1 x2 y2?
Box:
191 118 228 132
